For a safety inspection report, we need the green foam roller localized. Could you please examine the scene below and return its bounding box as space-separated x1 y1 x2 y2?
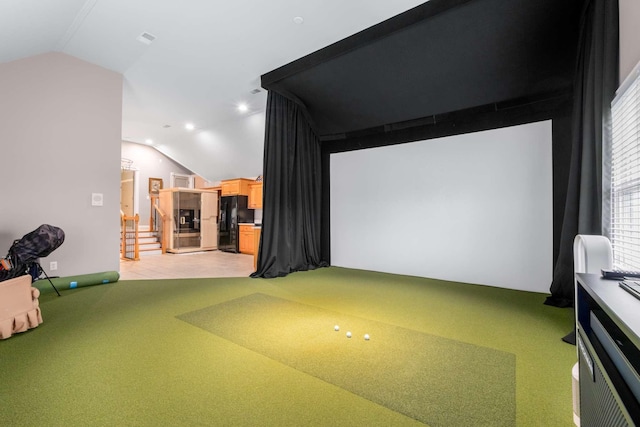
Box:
35 271 120 293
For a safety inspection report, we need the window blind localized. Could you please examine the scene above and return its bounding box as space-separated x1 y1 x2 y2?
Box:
611 63 640 270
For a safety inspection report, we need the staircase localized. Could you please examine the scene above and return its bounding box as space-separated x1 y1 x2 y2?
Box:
120 224 162 259
137 225 162 256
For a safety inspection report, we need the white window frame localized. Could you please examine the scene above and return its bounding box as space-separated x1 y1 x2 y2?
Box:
170 173 194 189
610 61 640 270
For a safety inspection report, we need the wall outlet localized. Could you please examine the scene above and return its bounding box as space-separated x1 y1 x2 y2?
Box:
50 261 58 271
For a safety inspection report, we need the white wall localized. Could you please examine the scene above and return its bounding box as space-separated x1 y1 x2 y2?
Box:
153 111 266 183
121 141 195 226
619 0 640 83
0 53 122 277
330 121 553 293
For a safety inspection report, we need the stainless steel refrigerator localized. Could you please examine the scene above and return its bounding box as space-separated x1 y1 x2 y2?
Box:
218 195 254 253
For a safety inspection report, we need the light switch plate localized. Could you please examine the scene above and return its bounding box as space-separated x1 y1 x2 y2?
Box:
92 193 104 206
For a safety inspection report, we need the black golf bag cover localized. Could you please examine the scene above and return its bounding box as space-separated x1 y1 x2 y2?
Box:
0 224 65 282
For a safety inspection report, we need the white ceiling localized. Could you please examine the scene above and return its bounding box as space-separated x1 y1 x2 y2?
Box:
0 0 426 182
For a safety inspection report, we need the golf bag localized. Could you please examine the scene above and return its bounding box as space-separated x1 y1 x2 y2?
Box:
0 224 65 283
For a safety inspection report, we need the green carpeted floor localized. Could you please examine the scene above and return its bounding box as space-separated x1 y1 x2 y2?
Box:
0 267 576 426
178 293 516 426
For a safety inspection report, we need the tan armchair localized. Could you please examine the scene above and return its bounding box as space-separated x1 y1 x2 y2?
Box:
0 274 43 339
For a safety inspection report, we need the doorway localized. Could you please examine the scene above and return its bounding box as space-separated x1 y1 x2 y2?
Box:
120 170 135 216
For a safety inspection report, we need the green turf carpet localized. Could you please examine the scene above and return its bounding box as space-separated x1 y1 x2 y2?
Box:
178 292 516 426
0 267 577 426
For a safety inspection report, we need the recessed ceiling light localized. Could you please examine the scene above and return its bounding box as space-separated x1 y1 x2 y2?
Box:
185 123 195 131
293 16 304 25
145 139 153 145
238 103 248 113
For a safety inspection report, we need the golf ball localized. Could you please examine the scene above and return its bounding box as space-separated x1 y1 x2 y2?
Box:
334 325 340 331
364 334 370 340
346 331 352 338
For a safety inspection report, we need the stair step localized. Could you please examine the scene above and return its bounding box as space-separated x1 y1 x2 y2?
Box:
120 231 157 237
120 246 162 256
139 249 162 256
120 241 159 248
119 226 162 258
140 242 161 249
138 237 159 244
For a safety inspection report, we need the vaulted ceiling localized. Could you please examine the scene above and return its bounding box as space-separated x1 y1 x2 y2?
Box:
0 0 426 182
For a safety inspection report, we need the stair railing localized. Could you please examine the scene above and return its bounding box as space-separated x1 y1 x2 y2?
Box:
121 213 140 261
150 195 159 232
150 195 169 254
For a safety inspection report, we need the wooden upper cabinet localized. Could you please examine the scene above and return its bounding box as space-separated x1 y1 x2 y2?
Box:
220 178 253 196
248 182 263 209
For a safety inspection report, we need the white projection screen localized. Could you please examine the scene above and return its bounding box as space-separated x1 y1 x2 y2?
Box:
330 120 553 293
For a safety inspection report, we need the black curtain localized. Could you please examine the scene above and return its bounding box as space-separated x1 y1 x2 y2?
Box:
546 0 619 307
251 91 328 278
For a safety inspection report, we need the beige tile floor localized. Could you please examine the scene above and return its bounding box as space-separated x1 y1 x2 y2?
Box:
119 250 255 280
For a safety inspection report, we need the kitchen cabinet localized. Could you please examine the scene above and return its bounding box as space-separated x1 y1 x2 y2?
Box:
221 178 253 196
253 227 261 270
159 188 218 253
239 224 255 254
248 182 263 209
